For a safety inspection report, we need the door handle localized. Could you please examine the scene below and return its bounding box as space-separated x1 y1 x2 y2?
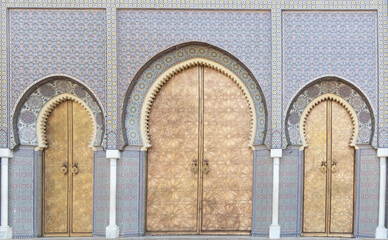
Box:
61 162 69 175
191 159 198 174
320 160 327 173
331 161 337 173
203 159 210 175
71 162 79 175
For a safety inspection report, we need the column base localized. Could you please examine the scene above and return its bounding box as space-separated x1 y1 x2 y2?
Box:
269 224 281 239
106 225 120 238
0 226 12 239
376 226 387 239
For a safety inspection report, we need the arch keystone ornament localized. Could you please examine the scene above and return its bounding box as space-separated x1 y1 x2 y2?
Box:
35 93 97 151
140 58 257 151
299 93 359 151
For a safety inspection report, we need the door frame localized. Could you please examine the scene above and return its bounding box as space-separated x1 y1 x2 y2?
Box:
36 94 98 237
299 94 359 237
141 60 258 235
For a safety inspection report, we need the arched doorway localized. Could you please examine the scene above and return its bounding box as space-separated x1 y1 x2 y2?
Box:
301 95 357 237
43 99 94 236
146 65 253 234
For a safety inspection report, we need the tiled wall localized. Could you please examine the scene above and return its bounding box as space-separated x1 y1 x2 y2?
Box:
252 147 272 236
93 150 110 236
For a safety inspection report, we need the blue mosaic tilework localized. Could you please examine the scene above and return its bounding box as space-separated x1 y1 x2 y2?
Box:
284 78 376 148
355 148 379 237
279 148 301 236
378 3 388 148
283 11 377 112
12 77 105 149
117 150 141 236
252 148 272 236
118 10 271 147
123 44 268 147
9 9 106 109
93 150 109 236
8 148 35 238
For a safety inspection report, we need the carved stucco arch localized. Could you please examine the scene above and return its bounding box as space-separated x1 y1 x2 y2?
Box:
35 93 97 151
299 93 359 150
140 58 257 150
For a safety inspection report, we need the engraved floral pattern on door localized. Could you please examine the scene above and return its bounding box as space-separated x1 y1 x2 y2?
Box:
202 67 252 232
302 99 355 236
44 100 93 236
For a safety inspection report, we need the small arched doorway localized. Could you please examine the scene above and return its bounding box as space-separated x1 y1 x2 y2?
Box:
301 94 358 237
145 65 253 234
42 99 94 236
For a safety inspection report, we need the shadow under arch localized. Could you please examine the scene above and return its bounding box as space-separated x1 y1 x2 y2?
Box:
11 74 106 149
284 76 376 148
121 41 268 149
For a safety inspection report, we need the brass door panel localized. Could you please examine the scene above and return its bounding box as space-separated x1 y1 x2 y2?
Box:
146 66 252 235
71 101 94 234
302 100 327 234
43 100 93 237
147 67 199 233
330 101 354 234
302 100 355 237
44 101 69 235
202 67 252 232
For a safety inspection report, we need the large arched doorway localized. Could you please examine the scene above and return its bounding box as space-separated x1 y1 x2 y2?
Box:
301 95 357 237
43 99 94 236
146 65 253 234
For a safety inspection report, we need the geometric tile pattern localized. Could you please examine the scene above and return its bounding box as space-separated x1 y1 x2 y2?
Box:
1 1 385 150
283 11 377 112
355 148 379 237
12 77 105 149
252 148 272 236
9 9 106 109
93 150 110 236
279 148 302 236
116 150 141 236
117 10 271 148
284 78 376 148
8 148 36 238
123 44 268 148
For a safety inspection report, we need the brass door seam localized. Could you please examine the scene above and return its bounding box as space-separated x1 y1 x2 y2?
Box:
197 65 204 234
326 100 332 235
68 101 73 236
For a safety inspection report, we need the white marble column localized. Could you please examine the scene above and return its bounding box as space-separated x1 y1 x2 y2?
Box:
269 149 282 239
376 148 388 239
0 149 13 239
106 150 121 238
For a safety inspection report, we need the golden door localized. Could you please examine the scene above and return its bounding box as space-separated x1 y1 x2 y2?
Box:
43 100 94 236
146 66 252 234
302 100 355 237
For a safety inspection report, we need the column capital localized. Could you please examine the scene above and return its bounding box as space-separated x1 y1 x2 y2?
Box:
106 150 121 159
377 148 388 157
0 149 13 159
270 149 282 158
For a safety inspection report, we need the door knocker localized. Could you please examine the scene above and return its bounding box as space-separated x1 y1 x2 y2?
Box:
71 162 79 175
191 159 198 174
61 162 69 175
320 160 327 173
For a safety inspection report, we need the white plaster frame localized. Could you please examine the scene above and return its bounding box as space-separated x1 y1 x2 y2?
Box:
35 93 97 151
299 93 359 150
140 58 257 151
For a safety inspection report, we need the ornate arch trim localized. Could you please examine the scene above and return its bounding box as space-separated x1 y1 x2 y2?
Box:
35 93 97 151
299 93 359 150
140 58 257 151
